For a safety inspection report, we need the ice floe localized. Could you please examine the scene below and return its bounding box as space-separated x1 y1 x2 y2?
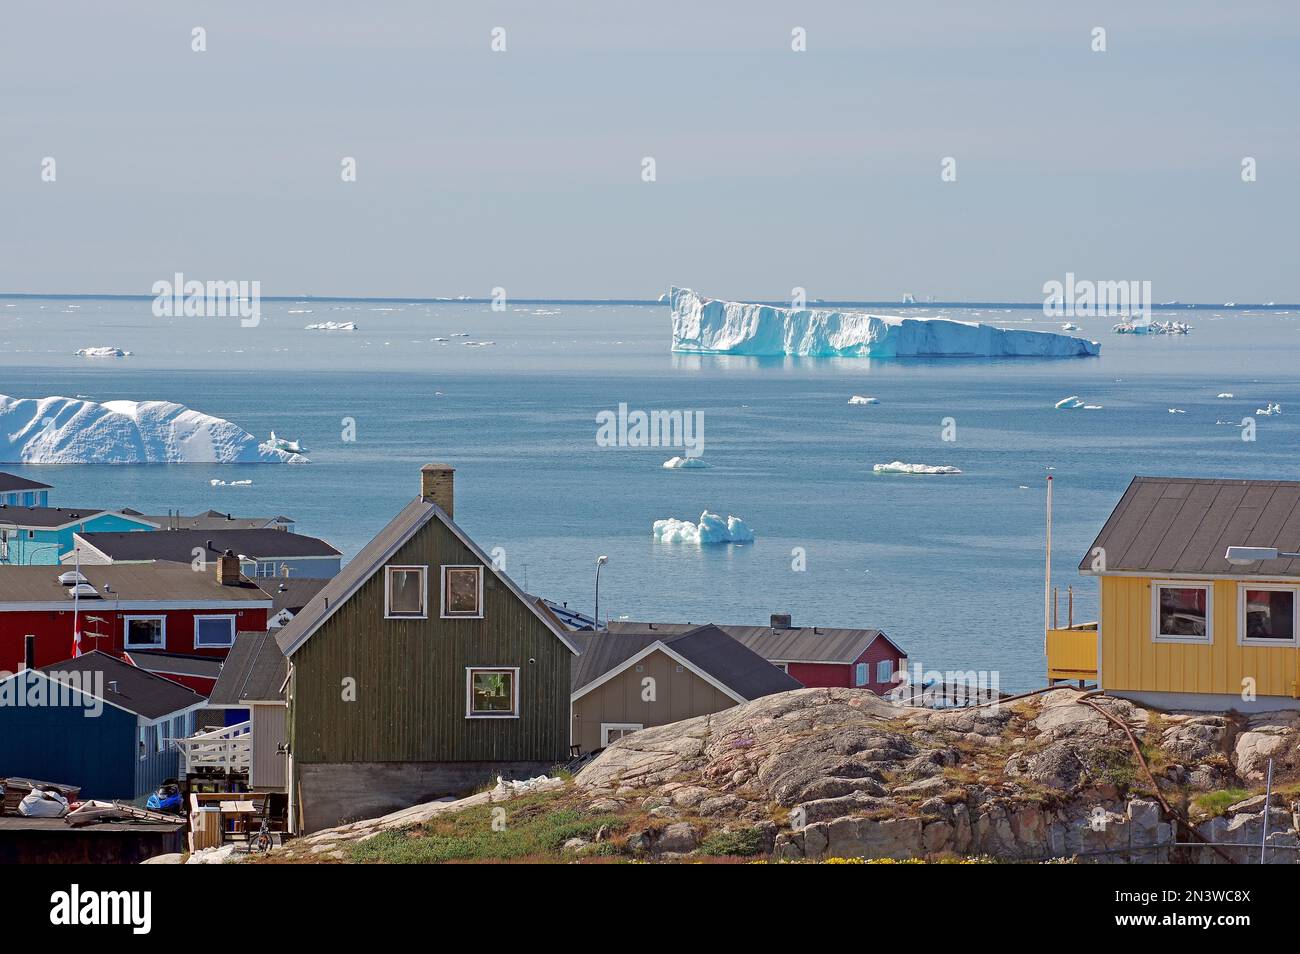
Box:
662 456 710 469
872 461 962 475
266 431 308 454
669 287 1100 357
847 395 880 405
75 347 131 358
305 321 357 331
1257 402 1283 416
652 511 753 544
0 393 309 464
1217 392 1235 398
210 479 253 487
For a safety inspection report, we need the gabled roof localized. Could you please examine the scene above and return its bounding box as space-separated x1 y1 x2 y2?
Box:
208 632 287 705
137 512 295 531
75 528 339 563
1082 476 1300 577
605 620 901 664
0 472 53 493
531 596 598 631
0 505 134 529
275 499 579 657
571 624 802 701
33 651 205 719
263 578 329 615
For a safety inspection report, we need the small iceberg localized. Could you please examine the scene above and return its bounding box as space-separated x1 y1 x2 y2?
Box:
652 511 753 544
76 347 131 358
663 456 710 469
1061 323 1080 332
210 479 253 487
1257 402 1282 416
1055 395 1103 410
1217 392 1234 398
1168 408 1186 414
847 395 880 405
305 321 357 331
872 461 962 475
266 431 308 454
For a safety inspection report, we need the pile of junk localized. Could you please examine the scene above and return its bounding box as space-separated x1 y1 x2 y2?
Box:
1 777 184 827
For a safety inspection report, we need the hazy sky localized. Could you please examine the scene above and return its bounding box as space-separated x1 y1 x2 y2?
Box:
2 1 1296 301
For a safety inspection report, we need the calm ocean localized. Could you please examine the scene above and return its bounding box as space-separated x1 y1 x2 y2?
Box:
3 297 1298 691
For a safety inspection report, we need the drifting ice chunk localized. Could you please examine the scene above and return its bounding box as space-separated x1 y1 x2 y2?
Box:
847 395 880 405
1257 402 1282 416
653 511 753 544
75 347 131 358
669 287 1100 357
662 456 710 469
305 321 357 331
1217 393 1234 398
267 431 308 454
1168 408 1186 414
210 479 253 487
872 461 962 475
0 393 309 464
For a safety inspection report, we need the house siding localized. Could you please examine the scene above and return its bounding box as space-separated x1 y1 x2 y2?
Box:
286 516 571 767
1100 575 1299 699
134 712 192 798
571 648 736 752
250 703 287 790
784 640 906 692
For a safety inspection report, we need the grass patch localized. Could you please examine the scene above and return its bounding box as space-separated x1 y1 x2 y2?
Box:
1193 788 1251 818
698 827 765 857
350 794 625 864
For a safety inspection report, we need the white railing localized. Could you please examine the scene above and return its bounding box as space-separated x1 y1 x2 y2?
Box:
178 720 252 774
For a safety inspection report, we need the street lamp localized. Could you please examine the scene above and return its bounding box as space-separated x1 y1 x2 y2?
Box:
594 555 609 629
1225 546 1300 566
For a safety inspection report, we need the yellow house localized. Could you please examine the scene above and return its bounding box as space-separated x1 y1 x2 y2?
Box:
1049 476 1300 712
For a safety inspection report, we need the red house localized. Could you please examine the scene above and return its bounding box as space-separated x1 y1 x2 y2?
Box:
0 556 272 675
606 614 908 694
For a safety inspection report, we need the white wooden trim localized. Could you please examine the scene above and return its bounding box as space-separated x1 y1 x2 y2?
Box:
600 723 643 746
383 565 428 619
123 614 167 651
465 666 520 719
440 565 484 619
194 614 237 649
1236 582 1300 647
1151 580 1213 645
570 641 748 705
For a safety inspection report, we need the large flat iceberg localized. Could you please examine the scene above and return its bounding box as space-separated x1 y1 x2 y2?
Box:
0 394 308 464
670 287 1100 358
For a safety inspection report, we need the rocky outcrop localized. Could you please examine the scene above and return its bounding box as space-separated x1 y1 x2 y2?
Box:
573 687 1300 863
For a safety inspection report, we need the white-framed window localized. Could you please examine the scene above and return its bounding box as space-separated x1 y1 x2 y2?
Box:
876 659 893 683
1152 582 1213 644
441 565 484 619
194 615 236 648
385 565 428 618
601 723 643 746
124 615 166 650
465 667 519 718
1238 584 1298 646
854 663 868 687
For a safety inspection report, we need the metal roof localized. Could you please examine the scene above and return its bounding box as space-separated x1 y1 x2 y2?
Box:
76 528 339 563
1081 476 1300 577
571 624 803 699
605 620 898 664
0 561 271 604
35 650 205 719
208 632 287 705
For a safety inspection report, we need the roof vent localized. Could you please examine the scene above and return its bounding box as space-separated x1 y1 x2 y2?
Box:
771 613 793 629
57 571 88 586
107 680 119 693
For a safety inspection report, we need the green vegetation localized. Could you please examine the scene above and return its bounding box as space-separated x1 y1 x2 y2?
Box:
1193 788 1251 818
698 827 765 857
350 794 624 863
1083 744 1139 790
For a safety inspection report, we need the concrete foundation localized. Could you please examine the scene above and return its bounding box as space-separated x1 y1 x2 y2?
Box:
296 760 555 833
1108 689 1300 714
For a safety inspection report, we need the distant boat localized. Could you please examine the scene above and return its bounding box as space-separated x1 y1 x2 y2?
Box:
267 431 308 454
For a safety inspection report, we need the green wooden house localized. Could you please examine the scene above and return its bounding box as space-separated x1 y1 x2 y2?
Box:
274 464 579 833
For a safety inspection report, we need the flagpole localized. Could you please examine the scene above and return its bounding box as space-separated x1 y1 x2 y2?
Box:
1044 475 1053 654
72 545 81 658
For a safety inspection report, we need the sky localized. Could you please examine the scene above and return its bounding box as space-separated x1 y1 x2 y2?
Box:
1 1 1297 302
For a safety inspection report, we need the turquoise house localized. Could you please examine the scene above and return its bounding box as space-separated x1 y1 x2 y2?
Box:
0 472 52 508
0 507 156 566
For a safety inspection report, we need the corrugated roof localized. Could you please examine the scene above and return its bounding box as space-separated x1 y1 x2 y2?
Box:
605 620 896 664
571 624 802 700
275 498 578 657
0 561 271 604
1081 476 1300 577
208 632 287 705
77 528 339 562
36 650 205 719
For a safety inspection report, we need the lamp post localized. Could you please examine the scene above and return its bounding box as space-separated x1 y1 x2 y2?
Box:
1225 546 1300 565
594 555 609 630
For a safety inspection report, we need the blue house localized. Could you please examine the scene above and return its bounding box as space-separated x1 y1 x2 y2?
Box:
0 651 205 800
0 472 51 508
0 506 155 565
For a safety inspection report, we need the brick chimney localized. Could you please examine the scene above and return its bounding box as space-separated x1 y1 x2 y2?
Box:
420 463 455 517
770 613 792 629
216 548 242 586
